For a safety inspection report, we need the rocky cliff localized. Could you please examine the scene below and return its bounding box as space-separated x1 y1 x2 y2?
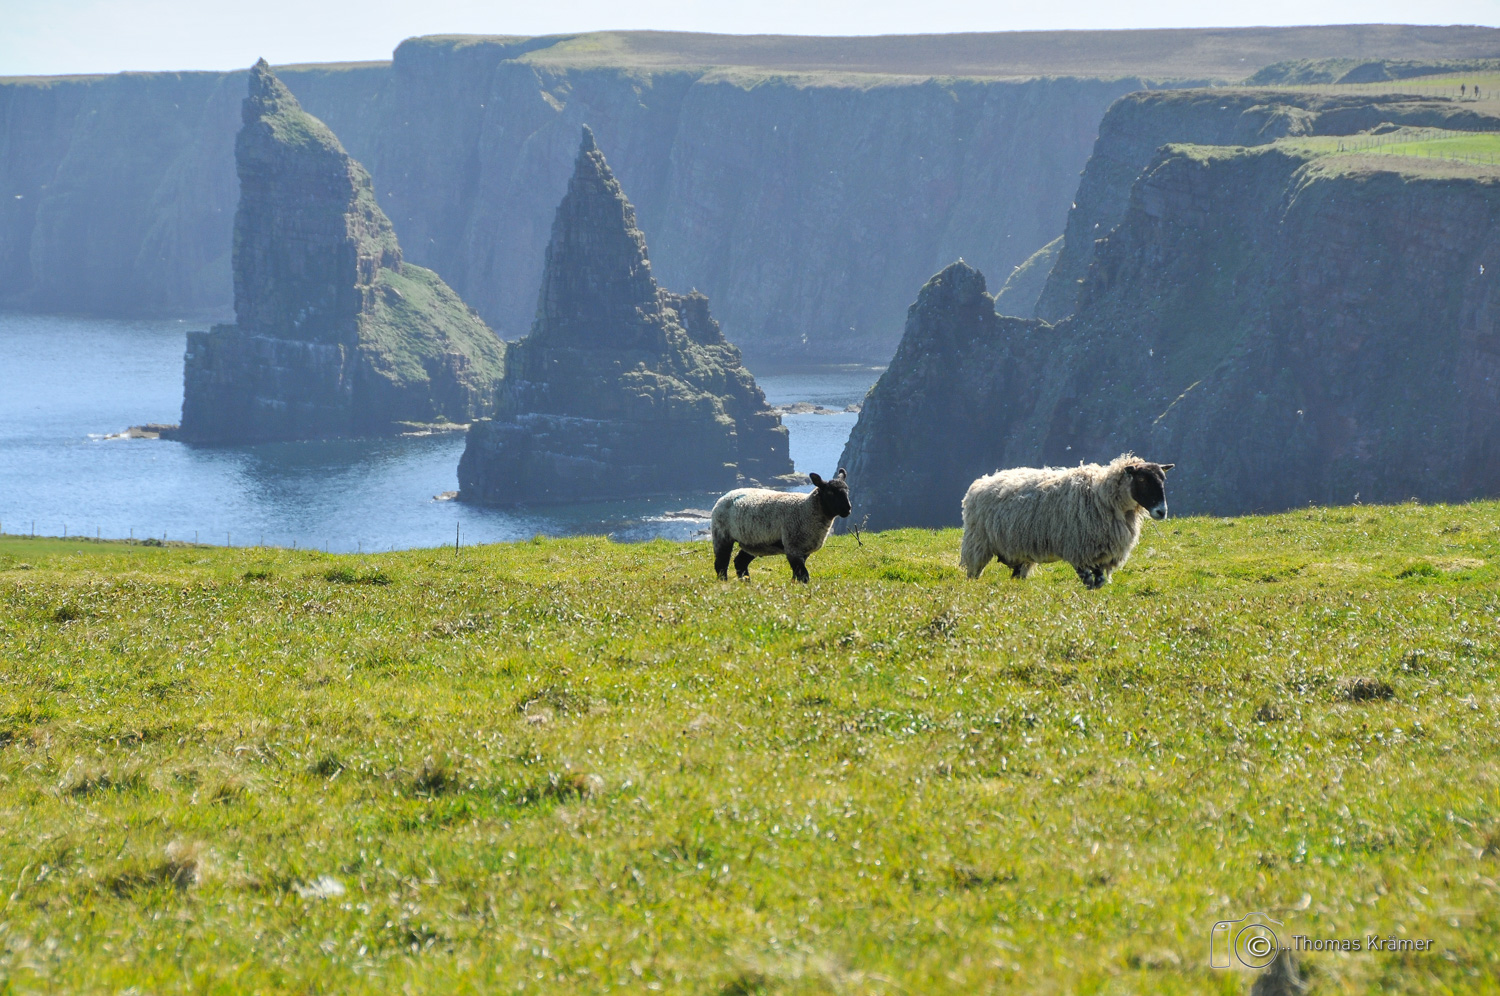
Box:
9 28 1500 364
175 62 504 443
843 145 1500 524
458 127 790 503
1034 88 1500 321
360 40 1160 366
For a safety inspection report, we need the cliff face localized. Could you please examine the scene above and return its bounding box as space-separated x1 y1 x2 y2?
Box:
176 62 504 443
1033 88 1500 322
365 42 1153 365
458 128 790 504
843 146 1500 524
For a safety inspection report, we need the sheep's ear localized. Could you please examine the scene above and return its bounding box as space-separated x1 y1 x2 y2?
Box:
836 467 847 479
809 472 825 487
1160 463 1175 472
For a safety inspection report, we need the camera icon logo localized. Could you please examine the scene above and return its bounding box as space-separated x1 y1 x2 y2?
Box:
1209 912 1283 970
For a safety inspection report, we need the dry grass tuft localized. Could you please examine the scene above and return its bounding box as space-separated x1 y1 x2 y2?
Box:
1338 676 1396 702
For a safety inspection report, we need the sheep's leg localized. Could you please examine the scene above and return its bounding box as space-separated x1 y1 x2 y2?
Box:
713 536 734 580
787 554 810 584
960 530 991 579
734 550 755 579
1000 557 1032 580
1073 564 1102 589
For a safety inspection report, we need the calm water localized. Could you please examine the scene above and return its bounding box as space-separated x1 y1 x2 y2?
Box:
0 313 878 550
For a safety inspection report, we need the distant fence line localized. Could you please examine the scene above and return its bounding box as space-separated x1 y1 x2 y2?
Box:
0 520 442 553
1329 127 1500 167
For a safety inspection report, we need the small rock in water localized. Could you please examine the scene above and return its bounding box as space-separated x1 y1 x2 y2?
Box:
658 508 711 520
104 423 178 440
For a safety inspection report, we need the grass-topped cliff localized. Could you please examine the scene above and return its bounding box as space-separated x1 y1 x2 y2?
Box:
2 501 1499 992
1031 85 1500 321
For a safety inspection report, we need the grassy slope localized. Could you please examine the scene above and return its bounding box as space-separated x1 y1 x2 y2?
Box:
362 264 507 391
2 503 1499 994
1182 128 1500 177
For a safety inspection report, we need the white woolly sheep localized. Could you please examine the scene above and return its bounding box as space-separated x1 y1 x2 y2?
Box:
712 469 851 583
960 455 1174 589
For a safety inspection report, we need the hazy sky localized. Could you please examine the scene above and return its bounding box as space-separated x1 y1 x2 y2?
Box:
3 0 1499 76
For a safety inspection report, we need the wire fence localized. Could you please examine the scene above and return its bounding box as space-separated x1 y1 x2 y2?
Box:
1325 126 1500 167
0 520 464 554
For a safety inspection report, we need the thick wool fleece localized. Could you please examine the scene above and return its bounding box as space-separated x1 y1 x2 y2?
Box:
960 454 1152 586
712 488 839 581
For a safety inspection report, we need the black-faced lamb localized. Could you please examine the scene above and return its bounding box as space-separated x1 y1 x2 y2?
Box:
960 455 1174 589
712 469 851 583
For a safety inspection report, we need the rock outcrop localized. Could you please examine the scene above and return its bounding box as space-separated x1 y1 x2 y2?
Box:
994 236 1062 317
840 262 1053 529
458 127 791 503
174 61 505 442
843 146 1500 523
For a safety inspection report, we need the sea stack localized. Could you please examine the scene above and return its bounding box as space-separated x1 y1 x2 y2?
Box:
174 60 505 442
458 127 792 503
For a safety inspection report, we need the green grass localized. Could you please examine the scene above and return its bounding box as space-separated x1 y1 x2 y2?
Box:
3 502 1500 993
1233 128 1500 173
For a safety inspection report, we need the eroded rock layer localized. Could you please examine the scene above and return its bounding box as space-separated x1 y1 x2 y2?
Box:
175 61 505 442
458 127 791 503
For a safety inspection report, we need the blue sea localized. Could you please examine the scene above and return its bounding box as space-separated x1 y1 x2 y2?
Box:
0 313 878 550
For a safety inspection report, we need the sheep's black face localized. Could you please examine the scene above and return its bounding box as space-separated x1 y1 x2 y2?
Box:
810 468 852 519
1127 462 1174 520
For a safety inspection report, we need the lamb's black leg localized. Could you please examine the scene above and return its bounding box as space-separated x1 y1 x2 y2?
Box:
713 537 734 580
734 550 755 579
787 554 810 583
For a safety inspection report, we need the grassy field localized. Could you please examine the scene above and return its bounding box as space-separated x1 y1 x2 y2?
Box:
1292 70 1500 106
2 502 1499 994
1261 128 1500 172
